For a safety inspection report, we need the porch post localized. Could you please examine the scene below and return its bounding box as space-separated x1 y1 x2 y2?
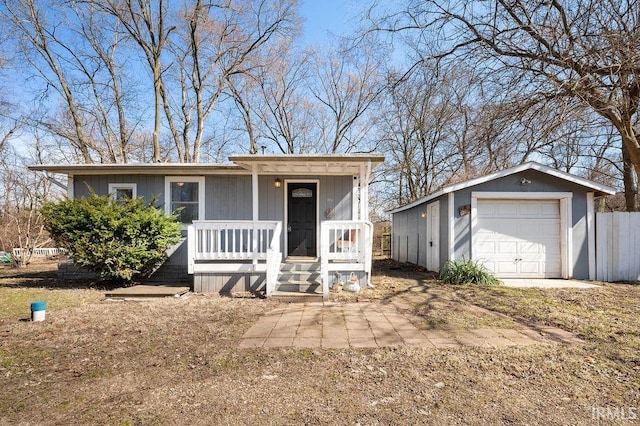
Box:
252 165 259 267
352 174 359 220
67 175 74 198
359 163 368 221
251 165 259 220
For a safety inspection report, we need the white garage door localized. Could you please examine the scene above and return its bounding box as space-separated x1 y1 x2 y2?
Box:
474 199 562 278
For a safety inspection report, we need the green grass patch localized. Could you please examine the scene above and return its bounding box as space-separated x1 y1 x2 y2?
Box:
0 287 103 319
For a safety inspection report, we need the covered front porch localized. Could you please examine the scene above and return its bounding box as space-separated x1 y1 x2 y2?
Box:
186 154 382 300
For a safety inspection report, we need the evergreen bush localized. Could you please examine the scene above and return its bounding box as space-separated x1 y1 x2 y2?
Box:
42 194 181 282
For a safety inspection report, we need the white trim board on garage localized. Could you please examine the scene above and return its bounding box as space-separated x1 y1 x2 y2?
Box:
470 192 573 279
389 162 616 215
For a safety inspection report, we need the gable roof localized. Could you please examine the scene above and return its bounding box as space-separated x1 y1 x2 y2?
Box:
28 154 385 176
389 162 617 214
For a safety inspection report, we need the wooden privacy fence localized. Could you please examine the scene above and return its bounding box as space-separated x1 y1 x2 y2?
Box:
596 212 640 282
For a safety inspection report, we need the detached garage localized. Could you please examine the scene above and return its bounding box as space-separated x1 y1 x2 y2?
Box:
390 162 616 280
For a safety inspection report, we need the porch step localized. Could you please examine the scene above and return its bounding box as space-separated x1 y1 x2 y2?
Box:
279 260 321 272
270 290 324 303
273 260 323 300
278 271 321 283
275 281 321 293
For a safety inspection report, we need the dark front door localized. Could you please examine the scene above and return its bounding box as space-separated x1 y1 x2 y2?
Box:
287 182 317 257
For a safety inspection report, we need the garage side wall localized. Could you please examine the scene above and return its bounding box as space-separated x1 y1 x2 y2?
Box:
391 205 425 266
450 170 590 279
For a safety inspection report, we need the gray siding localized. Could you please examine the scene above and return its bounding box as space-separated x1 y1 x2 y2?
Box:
74 174 165 206
194 273 265 293
391 196 446 269
72 173 355 274
73 173 353 224
206 175 252 220
260 175 353 251
391 204 423 266
392 169 594 279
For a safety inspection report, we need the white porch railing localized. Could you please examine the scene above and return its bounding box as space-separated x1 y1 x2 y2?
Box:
320 220 373 299
12 247 68 258
187 221 282 296
188 220 371 300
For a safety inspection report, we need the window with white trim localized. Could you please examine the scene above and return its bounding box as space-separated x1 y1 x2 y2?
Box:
108 183 137 201
165 177 205 224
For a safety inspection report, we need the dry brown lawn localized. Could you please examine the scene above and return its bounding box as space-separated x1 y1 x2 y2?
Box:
0 260 638 425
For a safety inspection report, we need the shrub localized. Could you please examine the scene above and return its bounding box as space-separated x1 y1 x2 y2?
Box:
439 258 501 285
41 194 181 282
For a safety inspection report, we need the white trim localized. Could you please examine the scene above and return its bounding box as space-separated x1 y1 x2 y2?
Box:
192 263 268 273
426 201 440 271
352 175 359 220
470 194 477 260
164 176 205 225
471 192 572 279
251 166 259 221
251 166 259 267
389 161 616 214
470 191 572 200
587 192 595 280
108 183 137 200
67 175 74 198
284 179 320 258
448 193 454 261
566 197 573 279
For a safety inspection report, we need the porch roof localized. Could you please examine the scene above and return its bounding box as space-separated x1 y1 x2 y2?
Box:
228 154 385 175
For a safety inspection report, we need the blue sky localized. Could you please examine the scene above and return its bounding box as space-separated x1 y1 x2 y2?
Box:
298 0 365 46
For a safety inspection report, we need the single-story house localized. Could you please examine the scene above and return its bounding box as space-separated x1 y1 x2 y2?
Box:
30 154 384 299
389 162 616 280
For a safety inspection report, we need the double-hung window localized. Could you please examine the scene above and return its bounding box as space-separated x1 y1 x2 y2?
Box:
165 177 205 224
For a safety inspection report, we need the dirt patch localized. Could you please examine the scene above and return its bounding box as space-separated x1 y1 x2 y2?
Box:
0 260 638 424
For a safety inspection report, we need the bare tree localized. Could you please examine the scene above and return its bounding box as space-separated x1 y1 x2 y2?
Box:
1 0 96 162
370 0 640 209
378 64 481 205
310 39 386 153
220 0 302 155
231 48 316 154
88 0 175 163
0 144 53 265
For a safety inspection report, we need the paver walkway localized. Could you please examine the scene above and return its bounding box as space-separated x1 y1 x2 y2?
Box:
239 302 584 349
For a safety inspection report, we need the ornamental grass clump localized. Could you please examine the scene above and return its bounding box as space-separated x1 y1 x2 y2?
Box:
439 259 501 285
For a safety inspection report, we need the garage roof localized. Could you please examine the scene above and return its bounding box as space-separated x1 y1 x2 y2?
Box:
389 162 617 214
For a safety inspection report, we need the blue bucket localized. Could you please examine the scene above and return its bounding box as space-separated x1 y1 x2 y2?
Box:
31 301 47 321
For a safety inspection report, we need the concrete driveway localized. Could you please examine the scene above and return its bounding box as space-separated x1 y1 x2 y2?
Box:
501 279 600 288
